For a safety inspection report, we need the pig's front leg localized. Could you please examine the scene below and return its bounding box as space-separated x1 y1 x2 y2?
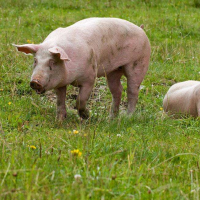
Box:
76 83 94 119
55 86 67 121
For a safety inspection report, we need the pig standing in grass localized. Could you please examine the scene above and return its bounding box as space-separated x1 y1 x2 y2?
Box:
163 81 200 117
14 18 151 121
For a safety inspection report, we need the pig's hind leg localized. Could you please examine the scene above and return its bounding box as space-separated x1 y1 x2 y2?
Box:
107 68 123 118
124 58 149 115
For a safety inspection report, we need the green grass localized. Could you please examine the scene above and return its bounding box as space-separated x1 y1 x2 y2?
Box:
1 0 200 199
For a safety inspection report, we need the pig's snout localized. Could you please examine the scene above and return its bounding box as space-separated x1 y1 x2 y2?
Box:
30 80 42 89
30 80 45 94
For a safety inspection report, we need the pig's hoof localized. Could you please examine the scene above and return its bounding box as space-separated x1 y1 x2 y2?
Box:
78 109 90 119
109 110 119 119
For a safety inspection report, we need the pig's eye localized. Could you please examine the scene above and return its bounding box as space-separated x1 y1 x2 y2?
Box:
33 58 37 67
49 60 55 70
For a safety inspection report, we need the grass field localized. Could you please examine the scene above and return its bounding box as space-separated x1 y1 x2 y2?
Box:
1 0 200 199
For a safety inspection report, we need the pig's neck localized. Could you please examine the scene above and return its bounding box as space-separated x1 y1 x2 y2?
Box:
64 61 79 85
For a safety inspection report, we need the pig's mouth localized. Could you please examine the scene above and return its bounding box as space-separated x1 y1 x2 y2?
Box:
35 89 46 94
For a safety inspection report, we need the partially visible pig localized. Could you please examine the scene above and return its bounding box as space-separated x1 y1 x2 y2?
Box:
163 81 200 117
14 17 151 121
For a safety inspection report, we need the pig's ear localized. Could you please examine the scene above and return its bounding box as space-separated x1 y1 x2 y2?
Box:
13 44 40 54
48 46 70 61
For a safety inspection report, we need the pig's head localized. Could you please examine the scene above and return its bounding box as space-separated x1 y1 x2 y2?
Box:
13 44 70 94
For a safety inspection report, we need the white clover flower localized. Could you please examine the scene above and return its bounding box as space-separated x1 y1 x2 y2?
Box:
74 174 81 180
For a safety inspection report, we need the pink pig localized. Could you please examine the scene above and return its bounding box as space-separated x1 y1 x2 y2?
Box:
14 18 151 121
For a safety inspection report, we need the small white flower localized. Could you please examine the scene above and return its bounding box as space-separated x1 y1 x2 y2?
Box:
74 174 81 180
139 85 145 90
117 134 121 137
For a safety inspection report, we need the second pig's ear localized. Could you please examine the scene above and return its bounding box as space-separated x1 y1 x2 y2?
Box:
48 46 70 61
140 24 144 29
13 44 40 54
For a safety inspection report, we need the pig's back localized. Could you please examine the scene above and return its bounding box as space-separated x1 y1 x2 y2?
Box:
163 81 200 116
73 17 140 32
71 17 145 42
44 18 146 49
166 81 200 94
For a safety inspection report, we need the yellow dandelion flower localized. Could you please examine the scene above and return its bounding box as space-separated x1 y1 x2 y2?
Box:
27 39 31 43
160 107 163 111
71 149 82 157
0 89 3 91
8 102 12 105
73 130 79 134
30 145 36 149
